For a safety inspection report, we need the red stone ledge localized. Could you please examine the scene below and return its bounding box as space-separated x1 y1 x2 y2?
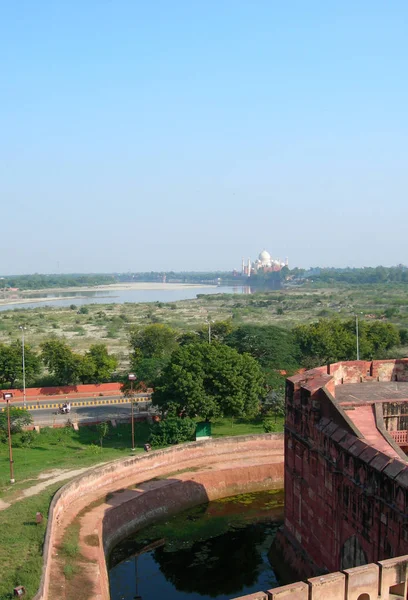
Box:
234 554 408 599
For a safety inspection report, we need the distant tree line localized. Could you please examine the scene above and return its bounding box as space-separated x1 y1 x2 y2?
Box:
1 273 117 290
4 265 408 291
305 265 408 285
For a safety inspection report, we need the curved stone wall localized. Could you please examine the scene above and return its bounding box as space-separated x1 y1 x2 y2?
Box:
33 434 284 600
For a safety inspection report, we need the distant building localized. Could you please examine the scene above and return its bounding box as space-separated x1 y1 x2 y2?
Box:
240 250 288 277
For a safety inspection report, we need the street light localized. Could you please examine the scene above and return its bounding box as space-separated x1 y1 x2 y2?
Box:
206 317 214 344
128 373 137 451
19 326 27 409
3 392 15 483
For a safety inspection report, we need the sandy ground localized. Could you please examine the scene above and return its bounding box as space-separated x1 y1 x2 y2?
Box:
0 282 218 306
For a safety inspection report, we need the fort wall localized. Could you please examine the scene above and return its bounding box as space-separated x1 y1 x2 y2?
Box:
280 359 408 579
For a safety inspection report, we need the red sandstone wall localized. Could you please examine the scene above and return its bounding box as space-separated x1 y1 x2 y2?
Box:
103 462 284 555
329 361 372 384
1 382 123 400
284 361 408 579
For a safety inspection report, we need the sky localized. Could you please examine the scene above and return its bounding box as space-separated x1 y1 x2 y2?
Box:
1 1 407 274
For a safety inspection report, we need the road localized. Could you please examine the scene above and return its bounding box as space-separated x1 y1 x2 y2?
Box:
30 403 153 426
0 394 153 426
4 393 150 409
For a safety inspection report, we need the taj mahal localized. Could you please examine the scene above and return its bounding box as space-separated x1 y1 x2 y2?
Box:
241 250 288 276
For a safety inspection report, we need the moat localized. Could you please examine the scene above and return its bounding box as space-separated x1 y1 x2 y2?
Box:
108 489 284 600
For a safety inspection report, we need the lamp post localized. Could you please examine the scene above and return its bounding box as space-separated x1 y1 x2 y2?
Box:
206 318 214 344
3 393 15 483
19 326 27 409
128 373 137 451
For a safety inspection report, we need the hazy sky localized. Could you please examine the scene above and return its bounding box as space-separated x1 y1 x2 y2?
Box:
1 1 407 274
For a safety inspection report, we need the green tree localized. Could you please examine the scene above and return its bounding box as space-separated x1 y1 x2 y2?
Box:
128 324 179 386
293 319 355 365
294 318 401 365
129 324 178 361
0 342 42 388
41 339 82 385
225 325 300 370
96 421 109 448
197 320 234 344
85 344 118 383
153 343 266 421
129 357 168 387
0 407 33 439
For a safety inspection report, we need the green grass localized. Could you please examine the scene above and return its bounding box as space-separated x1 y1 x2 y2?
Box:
211 416 284 437
0 484 60 600
0 423 150 497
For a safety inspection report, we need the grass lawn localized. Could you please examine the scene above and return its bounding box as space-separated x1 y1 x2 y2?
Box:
0 484 60 600
211 416 284 437
0 423 150 498
0 417 283 599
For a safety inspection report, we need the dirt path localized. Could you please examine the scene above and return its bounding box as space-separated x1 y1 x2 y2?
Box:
0 464 106 511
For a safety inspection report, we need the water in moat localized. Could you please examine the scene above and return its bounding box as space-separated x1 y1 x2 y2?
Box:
109 489 284 600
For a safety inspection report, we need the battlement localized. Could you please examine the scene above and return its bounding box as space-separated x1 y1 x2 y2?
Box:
234 553 408 599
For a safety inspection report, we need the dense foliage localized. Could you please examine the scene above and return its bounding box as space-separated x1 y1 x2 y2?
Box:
153 343 266 420
148 416 196 446
1 273 117 290
307 265 408 285
293 318 400 365
0 341 41 388
225 324 299 370
0 407 33 441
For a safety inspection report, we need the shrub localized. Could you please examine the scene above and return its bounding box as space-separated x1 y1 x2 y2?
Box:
263 419 282 433
149 417 196 446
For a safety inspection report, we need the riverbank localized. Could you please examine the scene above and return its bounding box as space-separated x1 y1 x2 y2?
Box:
0 282 218 307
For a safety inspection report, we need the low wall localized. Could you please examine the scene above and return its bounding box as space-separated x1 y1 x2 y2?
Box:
1 382 123 400
103 460 284 555
234 554 408 600
33 434 284 600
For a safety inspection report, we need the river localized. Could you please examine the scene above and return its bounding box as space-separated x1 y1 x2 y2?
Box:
0 285 252 312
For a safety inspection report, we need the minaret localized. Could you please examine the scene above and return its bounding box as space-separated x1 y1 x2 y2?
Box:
285 257 289 266
241 257 245 275
247 258 251 277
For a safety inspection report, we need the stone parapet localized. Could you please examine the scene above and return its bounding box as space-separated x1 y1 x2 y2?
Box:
233 555 408 600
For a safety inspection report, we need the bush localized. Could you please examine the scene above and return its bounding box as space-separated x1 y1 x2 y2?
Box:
19 430 36 448
263 419 282 433
149 417 196 446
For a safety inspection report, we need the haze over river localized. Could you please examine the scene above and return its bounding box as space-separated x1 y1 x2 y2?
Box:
0 285 249 312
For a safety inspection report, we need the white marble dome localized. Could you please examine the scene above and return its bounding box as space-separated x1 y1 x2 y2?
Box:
258 250 272 265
